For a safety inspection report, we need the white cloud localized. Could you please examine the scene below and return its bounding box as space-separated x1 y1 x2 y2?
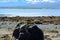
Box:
0 0 17 2
42 0 56 3
26 0 41 4
25 0 58 4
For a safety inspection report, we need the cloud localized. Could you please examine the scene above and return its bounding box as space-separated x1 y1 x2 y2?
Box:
25 0 59 4
0 0 17 2
42 0 57 3
26 0 41 4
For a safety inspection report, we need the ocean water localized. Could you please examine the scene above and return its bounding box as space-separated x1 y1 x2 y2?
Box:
0 9 60 16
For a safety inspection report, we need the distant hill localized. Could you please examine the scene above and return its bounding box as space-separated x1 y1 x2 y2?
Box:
0 14 12 17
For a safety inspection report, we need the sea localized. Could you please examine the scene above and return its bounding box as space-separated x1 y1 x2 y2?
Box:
0 9 60 16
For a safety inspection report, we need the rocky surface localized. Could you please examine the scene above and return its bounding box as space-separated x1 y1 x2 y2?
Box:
0 24 60 40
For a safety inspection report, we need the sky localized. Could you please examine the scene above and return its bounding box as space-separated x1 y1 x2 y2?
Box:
0 0 60 16
0 0 60 8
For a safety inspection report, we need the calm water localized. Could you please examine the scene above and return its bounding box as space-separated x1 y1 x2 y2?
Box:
0 9 60 16
0 21 60 29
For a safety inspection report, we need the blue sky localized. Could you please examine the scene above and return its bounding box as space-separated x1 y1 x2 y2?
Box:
0 0 60 16
0 0 60 8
